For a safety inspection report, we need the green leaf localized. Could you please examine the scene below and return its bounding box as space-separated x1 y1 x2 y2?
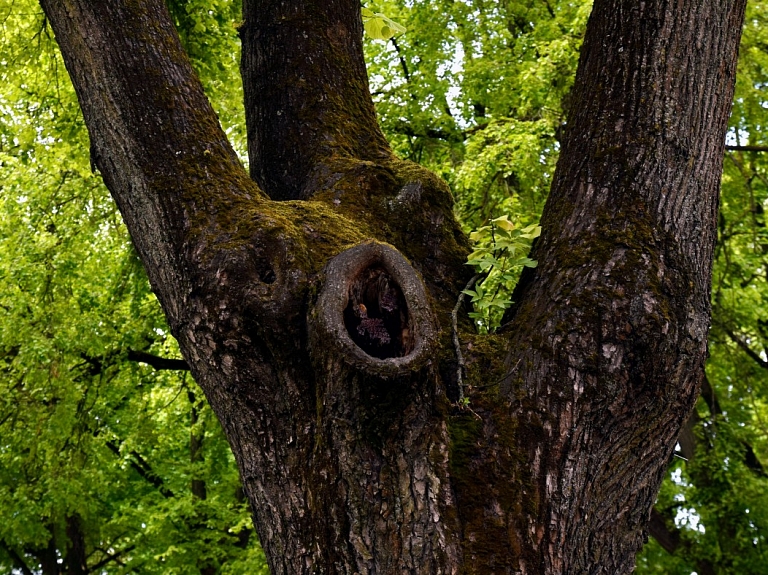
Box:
492 215 516 231
362 11 406 40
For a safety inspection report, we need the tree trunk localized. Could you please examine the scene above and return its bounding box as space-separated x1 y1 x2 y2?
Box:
496 1 746 571
39 0 746 573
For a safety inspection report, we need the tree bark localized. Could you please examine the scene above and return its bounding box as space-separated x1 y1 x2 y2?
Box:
501 1 747 571
65 515 88 575
39 0 746 573
239 0 392 200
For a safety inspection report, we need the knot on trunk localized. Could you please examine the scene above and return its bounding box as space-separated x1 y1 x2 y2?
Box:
310 241 437 377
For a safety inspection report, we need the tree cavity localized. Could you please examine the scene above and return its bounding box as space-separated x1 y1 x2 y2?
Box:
343 265 413 359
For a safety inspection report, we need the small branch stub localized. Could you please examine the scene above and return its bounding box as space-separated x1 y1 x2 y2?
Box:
310 241 438 378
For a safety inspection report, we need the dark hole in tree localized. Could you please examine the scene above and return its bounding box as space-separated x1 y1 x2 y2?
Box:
260 268 276 284
343 265 413 359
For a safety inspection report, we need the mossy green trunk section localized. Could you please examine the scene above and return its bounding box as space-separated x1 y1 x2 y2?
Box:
41 0 747 573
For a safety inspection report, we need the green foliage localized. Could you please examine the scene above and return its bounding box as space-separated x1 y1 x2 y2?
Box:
0 0 266 572
361 7 406 41
364 0 590 229
463 216 540 333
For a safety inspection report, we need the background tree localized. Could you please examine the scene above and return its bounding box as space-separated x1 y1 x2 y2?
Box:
0 1 267 572
1 0 766 573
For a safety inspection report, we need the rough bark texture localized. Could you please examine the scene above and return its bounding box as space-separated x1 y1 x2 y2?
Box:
500 1 747 572
39 0 746 573
240 0 392 200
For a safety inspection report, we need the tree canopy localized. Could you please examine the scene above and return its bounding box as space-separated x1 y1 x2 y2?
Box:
0 0 766 572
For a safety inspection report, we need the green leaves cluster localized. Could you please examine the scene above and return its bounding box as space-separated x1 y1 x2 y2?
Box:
362 7 406 41
363 0 590 229
361 0 588 336
463 216 540 333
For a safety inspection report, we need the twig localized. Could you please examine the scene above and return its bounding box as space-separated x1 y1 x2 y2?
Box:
0 541 33 575
89 544 136 571
473 359 521 390
726 151 768 191
463 402 483 421
389 36 411 83
721 327 768 369
452 274 480 404
725 144 768 152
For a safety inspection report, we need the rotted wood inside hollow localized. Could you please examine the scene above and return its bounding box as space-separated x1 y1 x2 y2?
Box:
343 265 413 359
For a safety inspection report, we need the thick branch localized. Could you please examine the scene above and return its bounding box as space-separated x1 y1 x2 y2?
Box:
700 373 724 417
65 515 88 575
725 145 768 152
106 440 174 498
39 0 261 326
128 350 189 371
499 0 747 572
723 327 768 369
240 0 391 200
390 37 411 83
648 508 680 554
0 542 33 575
88 544 136 572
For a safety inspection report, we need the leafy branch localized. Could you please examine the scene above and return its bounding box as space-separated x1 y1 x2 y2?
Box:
463 215 540 333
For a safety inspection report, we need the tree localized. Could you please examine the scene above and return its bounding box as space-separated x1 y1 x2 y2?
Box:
31 0 748 573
